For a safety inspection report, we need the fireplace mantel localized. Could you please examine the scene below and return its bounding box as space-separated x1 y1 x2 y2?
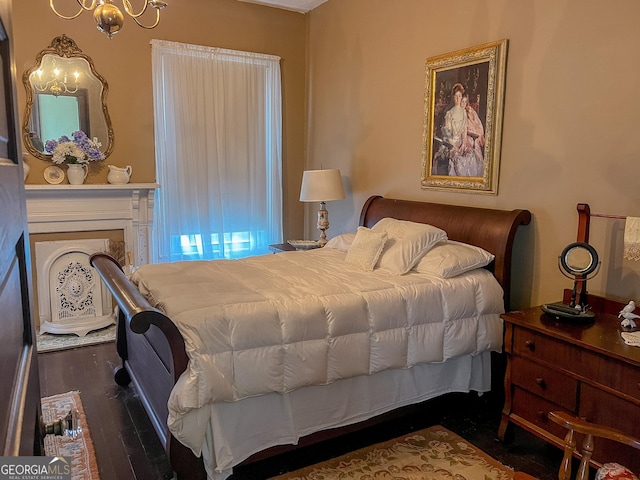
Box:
25 183 159 266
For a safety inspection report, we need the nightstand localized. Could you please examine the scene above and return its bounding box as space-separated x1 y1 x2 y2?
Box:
498 290 640 471
268 243 296 253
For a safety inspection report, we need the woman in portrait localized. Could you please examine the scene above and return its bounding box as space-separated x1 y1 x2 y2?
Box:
460 92 485 176
440 83 466 152
431 83 467 176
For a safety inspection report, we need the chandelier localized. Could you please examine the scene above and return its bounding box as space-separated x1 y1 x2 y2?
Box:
49 0 168 39
33 60 80 97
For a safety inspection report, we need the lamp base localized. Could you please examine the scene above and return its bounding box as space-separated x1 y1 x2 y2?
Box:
317 202 329 247
318 229 327 247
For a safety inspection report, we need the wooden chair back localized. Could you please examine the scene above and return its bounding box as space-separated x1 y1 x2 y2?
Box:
549 411 640 480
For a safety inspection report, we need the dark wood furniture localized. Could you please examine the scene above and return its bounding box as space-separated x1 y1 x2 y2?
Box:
90 195 531 479
514 411 640 480
499 291 640 473
268 242 296 253
0 4 44 458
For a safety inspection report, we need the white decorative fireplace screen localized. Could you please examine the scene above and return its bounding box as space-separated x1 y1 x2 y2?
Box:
35 239 115 337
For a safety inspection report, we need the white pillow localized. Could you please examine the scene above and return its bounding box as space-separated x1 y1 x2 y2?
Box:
414 240 495 278
325 232 356 252
344 227 388 271
372 218 447 275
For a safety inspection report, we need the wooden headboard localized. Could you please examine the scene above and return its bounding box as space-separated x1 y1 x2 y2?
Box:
359 196 532 310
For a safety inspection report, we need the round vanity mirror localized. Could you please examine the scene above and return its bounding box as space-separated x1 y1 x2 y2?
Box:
542 241 600 322
22 34 114 161
559 242 599 277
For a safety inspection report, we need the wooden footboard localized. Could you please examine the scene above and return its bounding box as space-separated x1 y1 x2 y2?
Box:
89 253 206 479
90 196 531 479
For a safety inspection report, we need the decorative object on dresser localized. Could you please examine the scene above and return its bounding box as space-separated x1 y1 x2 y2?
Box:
90 195 531 480
499 291 640 474
541 241 600 322
618 301 640 329
299 168 346 246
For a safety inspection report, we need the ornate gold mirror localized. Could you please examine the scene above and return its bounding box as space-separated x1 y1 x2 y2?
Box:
22 34 114 160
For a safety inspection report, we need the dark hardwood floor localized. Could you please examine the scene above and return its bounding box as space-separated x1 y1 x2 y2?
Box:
39 342 564 480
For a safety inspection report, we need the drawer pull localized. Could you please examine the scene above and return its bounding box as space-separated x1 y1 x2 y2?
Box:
537 410 546 420
535 377 546 389
525 340 535 351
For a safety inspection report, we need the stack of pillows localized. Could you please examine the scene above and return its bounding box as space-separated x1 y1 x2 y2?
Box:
325 217 495 277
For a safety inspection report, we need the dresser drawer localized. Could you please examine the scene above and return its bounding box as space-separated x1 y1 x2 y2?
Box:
511 356 577 411
582 356 640 403
513 327 569 364
513 326 640 402
511 387 572 440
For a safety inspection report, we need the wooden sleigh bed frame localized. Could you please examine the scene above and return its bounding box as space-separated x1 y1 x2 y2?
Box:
90 195 531 479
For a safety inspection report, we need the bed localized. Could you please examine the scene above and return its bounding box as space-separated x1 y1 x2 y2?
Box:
90 195 531 480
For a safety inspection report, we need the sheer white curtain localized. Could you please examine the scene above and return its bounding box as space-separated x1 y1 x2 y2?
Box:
151 40 282 262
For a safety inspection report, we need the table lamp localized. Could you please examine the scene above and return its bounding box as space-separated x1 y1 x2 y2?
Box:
299 169 346 246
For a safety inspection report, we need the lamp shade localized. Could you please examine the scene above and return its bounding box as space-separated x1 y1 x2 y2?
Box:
299 169 346 202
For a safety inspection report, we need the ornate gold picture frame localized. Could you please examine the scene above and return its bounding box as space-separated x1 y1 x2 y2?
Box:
421 39 508 194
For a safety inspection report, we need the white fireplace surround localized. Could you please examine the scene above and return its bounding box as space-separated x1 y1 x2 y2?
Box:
25 183 159 267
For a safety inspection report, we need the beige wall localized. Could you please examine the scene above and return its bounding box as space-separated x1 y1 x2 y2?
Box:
13 1 640 310
14 0 307 240
305 0 640 309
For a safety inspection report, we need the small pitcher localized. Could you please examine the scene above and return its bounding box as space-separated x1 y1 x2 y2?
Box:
67 163 88 185
107 165 132 184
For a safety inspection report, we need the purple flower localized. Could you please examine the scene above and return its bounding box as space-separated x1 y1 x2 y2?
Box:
45 130 105 164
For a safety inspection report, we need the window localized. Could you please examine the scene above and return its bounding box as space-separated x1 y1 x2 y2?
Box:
151 40 282 262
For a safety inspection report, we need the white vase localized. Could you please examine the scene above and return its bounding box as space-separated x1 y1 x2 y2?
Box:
67 164 88 185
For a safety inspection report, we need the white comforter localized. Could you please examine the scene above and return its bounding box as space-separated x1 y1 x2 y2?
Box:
131 247 504 456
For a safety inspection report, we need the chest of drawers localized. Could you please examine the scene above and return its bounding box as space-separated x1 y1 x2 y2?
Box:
499 292 640 471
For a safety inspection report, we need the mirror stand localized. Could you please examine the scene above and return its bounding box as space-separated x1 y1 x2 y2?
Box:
541 205 602 322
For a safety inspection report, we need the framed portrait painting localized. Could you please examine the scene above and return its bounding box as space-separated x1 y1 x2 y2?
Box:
421 39 508 194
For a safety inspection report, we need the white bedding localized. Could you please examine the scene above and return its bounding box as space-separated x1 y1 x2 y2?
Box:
130 247 505 466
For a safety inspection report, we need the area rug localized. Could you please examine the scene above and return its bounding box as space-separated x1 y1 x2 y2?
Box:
271 425 514 480
41 391 100 480
37 324 116 353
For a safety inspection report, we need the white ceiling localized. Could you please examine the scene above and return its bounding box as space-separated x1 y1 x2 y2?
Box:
238 0 328 14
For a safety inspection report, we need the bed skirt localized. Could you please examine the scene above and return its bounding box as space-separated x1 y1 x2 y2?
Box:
200 350 493 479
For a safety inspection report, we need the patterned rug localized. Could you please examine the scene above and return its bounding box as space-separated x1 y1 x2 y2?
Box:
41 391 100 480
37 324 116 353
271 425 514 479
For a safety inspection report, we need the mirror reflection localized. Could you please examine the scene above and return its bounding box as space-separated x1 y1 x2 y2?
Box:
565 246 594 273
22 34 113 161
559 242 600 277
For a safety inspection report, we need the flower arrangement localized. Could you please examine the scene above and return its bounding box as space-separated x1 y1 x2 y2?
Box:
45 130 105 165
